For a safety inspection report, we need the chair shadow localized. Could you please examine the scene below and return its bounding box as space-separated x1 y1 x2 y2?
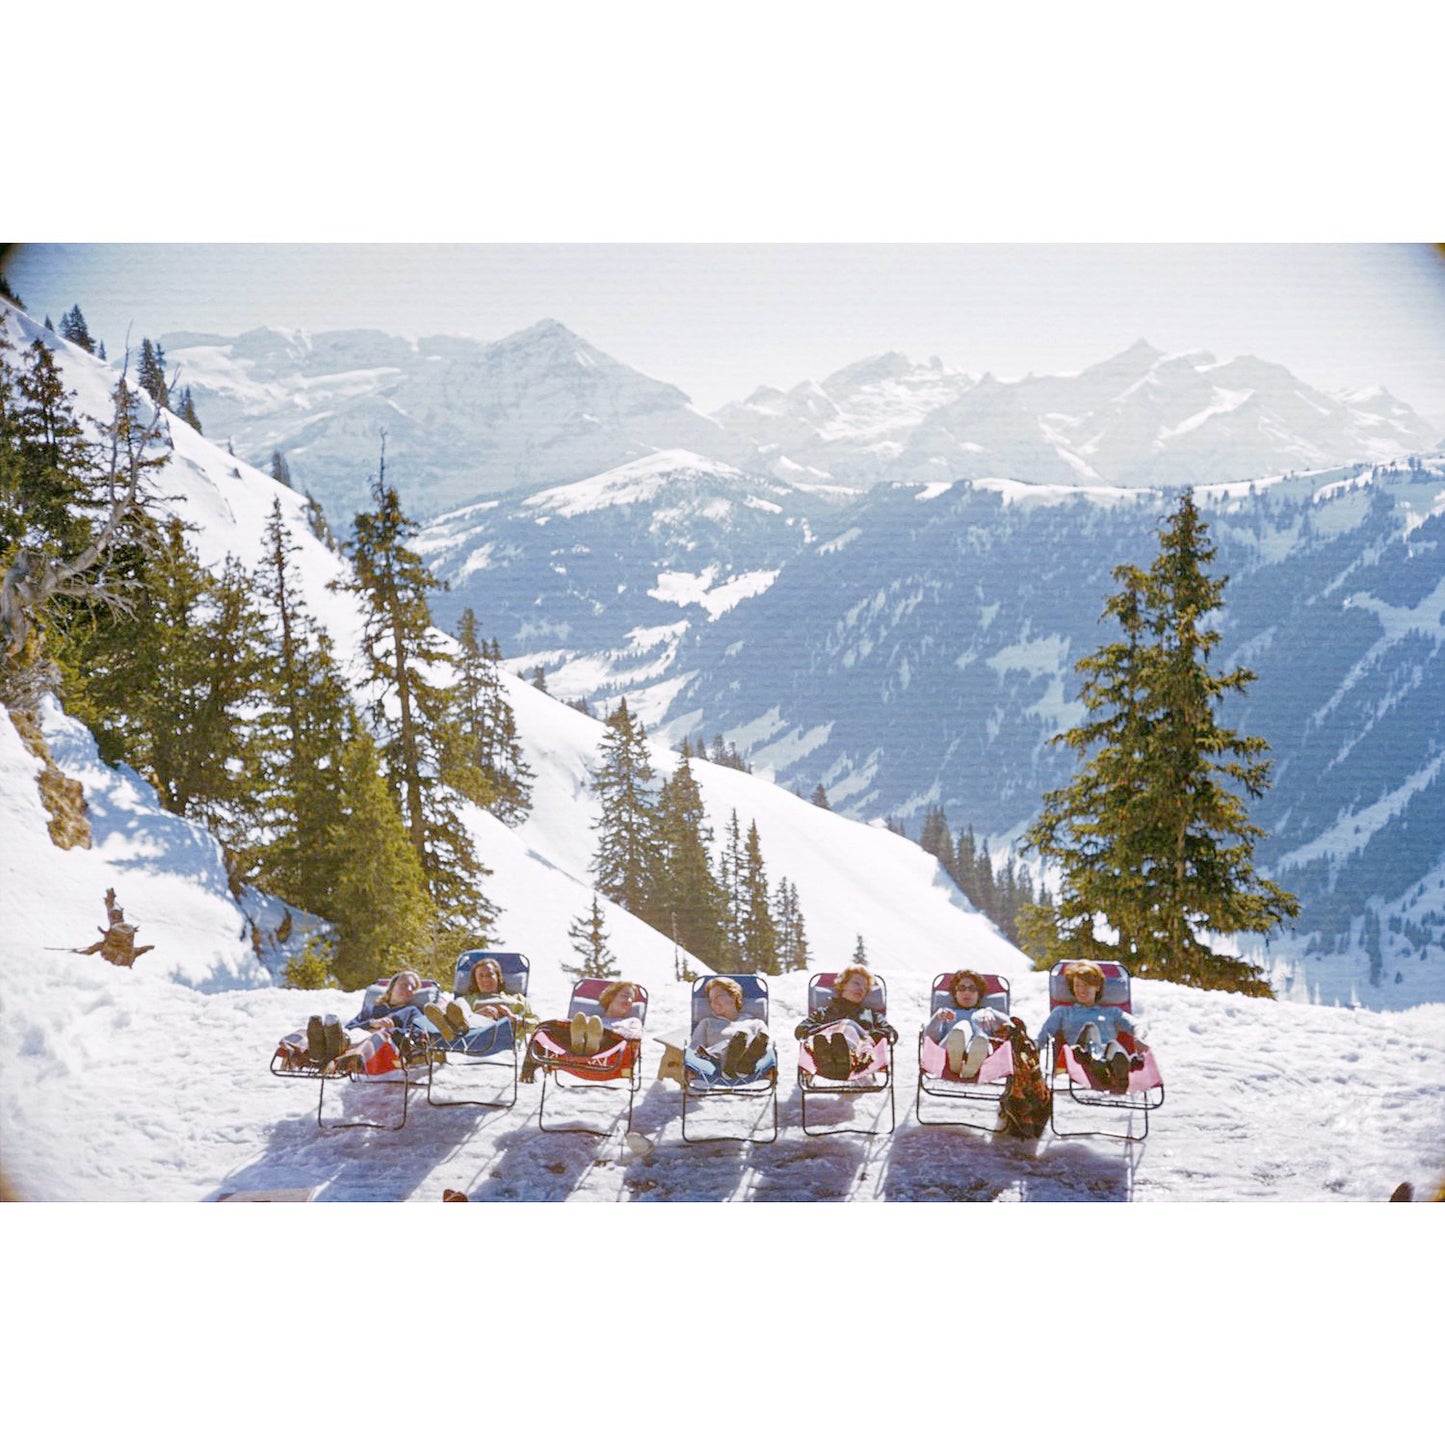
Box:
209 1077 504 1202
878 1120 1140 1202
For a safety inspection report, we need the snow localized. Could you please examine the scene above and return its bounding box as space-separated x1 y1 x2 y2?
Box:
6 670 1442 1206
647 567 779 620
524 449 747 518
1155 387 1257 443
1274 756 1445 871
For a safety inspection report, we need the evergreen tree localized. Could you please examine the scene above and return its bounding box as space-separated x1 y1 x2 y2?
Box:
251 499 354 910
654 753 727 967
851 934 869 969
449 607 532 824
323 723 436 988
1026 490 1297 994
919 804 953 866
565 893 620 981
716 808 747 972
589 696 663 923
137 339 168 408
2 338 100 563
303 491 334 548
270 449 292 488
0 272 22 306
773 877 810 972
339 440 497 956
174 386 202 433
810 784 831 810
62 521 269 868
530 663 548 693
59 306 95 354
739 819 780 973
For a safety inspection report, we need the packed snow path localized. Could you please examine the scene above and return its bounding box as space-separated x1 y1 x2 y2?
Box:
4 959 1440 1202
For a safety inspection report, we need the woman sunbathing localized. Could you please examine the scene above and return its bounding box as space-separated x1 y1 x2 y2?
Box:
277 970 433 1073
794 963 897 1079
686 976 774 1084
1034 960 1149 1094
923 969 1011 1079
423 957 534 1054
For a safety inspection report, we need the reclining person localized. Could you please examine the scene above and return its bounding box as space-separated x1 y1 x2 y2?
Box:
523 980 644 1080
277 970 435 1073
423 956 534 1055
686 976 774 1085
1034 960 1149 1094
923 968 1012 1079
794 963 898 1080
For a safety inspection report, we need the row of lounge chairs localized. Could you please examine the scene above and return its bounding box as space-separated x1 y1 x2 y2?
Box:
270 952 1163 1142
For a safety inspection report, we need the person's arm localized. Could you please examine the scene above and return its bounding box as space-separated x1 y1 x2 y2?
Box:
794 1004 831 1039
864 1007 899 1045
605 1016 642 1041
1035 1007 1063 1048
924 1008 955 1043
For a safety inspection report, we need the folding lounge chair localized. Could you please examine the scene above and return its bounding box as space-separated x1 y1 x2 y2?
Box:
529 979 649 1136
797 972 896 1138
915 971 1014 1130
1045 960 1164 1142
424 950 531 1111
269 974 442 1131
681 974 779 1144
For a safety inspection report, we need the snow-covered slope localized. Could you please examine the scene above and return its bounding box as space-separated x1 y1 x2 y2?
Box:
4 691 1443 1203
414 448 835 712
4 300 1441 1203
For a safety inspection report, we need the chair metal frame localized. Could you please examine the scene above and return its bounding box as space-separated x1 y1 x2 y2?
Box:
797 972 896 1138
533 979 649 1137
914 971 1013 1132
1044 960 1165 1143
424 951 532 1112
680 974 779 1144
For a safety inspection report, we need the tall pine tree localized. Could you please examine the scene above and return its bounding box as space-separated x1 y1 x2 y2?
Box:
1027 490 1297 993
449 608 532 824
654 752 727 967
589 696 663 923
740 819 780 973
339 440 497 957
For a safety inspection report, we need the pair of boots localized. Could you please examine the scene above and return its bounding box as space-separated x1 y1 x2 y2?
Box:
570 1011 605 1055
811 1031 857 1080
424 999 474 1043
945 1031 992 1080
306 1014 347 1066
1072 1044 1135 1094
720 1029 769 1079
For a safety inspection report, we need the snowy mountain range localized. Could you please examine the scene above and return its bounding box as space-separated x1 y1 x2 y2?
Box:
163 320 1441 523
3 301 1442 1204
415 451 1445 1004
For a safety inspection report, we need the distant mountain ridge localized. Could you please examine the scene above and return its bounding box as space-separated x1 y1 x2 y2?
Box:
421 446 1445 1001
163 321 1441 523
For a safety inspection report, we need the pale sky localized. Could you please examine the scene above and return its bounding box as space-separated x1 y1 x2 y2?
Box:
6 243 1444 425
